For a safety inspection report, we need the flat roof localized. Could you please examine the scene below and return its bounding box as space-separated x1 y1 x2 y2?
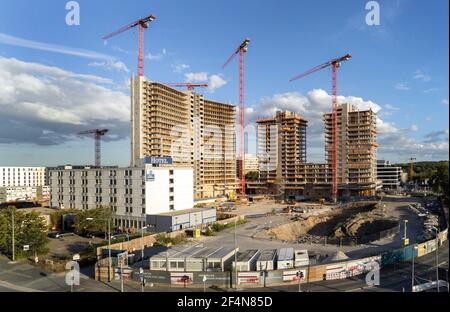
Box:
170 245 205 260
277 248 294 261
206 246 237 260
257 249 277 262
235 249 259 263
151 207 215 217
188 247 221 259
294 250 309 261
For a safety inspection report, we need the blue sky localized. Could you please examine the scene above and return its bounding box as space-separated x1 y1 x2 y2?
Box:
0 0 448 166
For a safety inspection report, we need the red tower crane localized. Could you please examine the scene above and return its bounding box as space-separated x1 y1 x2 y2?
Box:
290 53 352 202
102 14 157 77
78 129 109 167
166 83 209 91
222 38 251 198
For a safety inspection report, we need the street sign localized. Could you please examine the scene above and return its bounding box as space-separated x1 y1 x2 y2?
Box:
23 245 29 251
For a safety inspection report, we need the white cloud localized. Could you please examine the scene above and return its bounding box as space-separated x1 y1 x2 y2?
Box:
407 124 419 132
185 72 208 83
245 89 448 161
173 63 190 73
146 48 167 61
112 46 130 55
0 32 115 61
413 70 431 82
0 57 129 145
395 82 410 91
208 75 227 93
88 60 129 73
185 72 228 92
442 99 449 106
384 104 399 111
423 88 439 93
425 116 432 122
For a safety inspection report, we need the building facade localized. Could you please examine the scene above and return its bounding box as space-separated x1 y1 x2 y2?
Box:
0 167 47 187
257 111 308 193
130 77 237 199
0 167 49 203
323 103 378 196
49 165 193 230
236 154 259 178
377 160 402 190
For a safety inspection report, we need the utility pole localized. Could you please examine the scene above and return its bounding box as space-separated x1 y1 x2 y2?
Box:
234 218 238 290
433 227 440 292
412 245 418 292
11 209 15 262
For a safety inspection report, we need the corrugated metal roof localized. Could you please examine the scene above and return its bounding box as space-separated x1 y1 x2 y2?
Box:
257 249 277 262
236 249 259 262
207 246 237 260
277 247 294 261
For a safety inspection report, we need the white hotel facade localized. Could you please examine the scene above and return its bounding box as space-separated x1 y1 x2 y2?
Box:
49 165 194 230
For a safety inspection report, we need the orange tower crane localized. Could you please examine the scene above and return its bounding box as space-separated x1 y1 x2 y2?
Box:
78 129 109 167
290 53 352 202
222 38 251 198
102 14 157 77
166 83 208 91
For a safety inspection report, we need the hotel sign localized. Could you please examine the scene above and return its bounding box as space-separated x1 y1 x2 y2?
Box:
144 156 173 165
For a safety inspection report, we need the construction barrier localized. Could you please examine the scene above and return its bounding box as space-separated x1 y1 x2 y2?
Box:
97 213 449 288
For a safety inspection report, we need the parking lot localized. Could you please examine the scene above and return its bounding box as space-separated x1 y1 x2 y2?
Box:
47 234 103 260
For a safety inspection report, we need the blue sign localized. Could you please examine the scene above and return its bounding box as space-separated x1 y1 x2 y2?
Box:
146 170 155 182
144 156 173 165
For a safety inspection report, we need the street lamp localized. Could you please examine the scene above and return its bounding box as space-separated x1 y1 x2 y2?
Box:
402 220 409 246
141 226 148 262
412 245 418 292
87 216 112 282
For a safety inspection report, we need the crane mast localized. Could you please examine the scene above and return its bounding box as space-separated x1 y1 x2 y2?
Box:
222 38 251 198
290 54 352 202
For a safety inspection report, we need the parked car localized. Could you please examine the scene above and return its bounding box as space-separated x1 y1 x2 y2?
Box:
48 231 75 239
84 230 107 239
111 233 129 241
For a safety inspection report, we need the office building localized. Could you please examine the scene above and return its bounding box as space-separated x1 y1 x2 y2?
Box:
377 160 402 190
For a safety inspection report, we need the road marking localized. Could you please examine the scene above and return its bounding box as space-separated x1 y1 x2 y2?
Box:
0 280 44 292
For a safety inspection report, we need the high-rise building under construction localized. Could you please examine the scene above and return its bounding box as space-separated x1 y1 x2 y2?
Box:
256 111 308 194
323 103 378 196
131 76 237 199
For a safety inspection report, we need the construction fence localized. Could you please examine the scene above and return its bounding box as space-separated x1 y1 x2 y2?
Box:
97 227 448 288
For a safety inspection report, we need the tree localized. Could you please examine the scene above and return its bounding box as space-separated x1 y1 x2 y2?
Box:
430 162 449 203
73 206 112 235
0 206 49 259
245 171 259 181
